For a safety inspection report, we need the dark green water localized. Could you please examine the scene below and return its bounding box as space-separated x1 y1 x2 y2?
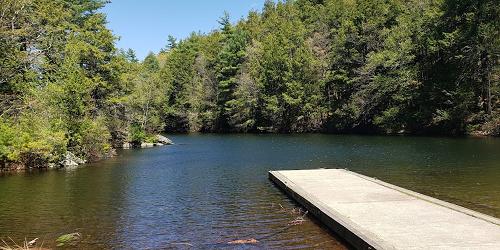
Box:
1 134 499 249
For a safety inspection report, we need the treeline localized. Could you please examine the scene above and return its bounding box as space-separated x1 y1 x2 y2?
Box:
0 0 499 168
147 0 499 135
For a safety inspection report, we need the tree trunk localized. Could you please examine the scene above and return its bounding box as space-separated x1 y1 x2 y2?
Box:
482 52 492 116
486 70 492 115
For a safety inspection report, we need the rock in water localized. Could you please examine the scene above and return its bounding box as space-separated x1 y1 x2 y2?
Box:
227 238 259 244
140 142 155 148
122 142 132 149
56 232 81 247
156 135 173 145
60 152 86 168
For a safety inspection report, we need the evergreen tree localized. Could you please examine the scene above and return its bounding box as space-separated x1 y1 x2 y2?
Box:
215 18 249 130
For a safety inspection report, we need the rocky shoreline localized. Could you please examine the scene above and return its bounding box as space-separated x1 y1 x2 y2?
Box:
0 135 173 172
121 135 173 149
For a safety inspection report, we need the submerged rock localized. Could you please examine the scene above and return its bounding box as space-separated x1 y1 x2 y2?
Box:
56 232 81 247
227 238 259 244
156 135 173 145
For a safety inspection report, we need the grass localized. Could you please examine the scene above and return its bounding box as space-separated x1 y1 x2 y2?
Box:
0 237 45 250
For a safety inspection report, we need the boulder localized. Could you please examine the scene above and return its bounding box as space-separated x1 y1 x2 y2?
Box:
122 142 132 149
60 152 86 168
140 142 155 148
156 135 173 145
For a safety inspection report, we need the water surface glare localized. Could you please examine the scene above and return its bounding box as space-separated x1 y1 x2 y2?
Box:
1 134 499 249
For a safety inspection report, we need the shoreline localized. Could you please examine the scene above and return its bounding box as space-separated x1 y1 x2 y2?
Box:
0 135 173 173
1 132 498 173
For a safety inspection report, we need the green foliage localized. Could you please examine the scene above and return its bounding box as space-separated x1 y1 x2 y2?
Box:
126 52 167 134
74 117 111 161
1 0 117 168
145 0 499 135
2 113 68 167
215 21 249 130
56 233 81 247
128 124 146 143
1 0 499 169
0 120 18 162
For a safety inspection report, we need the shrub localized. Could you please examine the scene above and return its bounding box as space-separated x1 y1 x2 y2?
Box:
0 120 19 163
73 117 112 161
1 109 69 168
128 123 146 143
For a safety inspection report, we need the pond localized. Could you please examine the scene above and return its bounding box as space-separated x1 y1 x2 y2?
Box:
1 134 499 249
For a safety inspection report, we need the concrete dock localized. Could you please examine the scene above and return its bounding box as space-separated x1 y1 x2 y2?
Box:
269 169 500 250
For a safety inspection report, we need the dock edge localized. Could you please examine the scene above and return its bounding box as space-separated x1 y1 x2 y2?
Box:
269 169 500 250
269 170 383 250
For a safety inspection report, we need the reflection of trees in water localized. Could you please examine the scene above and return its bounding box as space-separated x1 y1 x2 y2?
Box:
0 156 132 248
346 137 500 218
1 135 499 248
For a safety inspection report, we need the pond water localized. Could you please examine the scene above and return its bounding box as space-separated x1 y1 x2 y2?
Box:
1 134 499 249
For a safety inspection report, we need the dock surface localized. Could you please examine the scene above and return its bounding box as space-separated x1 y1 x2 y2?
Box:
269 169 500 250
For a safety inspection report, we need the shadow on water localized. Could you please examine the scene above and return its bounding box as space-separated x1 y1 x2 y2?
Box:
0 134 498 249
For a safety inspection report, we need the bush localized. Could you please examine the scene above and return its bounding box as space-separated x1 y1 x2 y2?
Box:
16 114 68 168
72 117 112 161
128 124 146 143
1 107 68 169
0 120 19 163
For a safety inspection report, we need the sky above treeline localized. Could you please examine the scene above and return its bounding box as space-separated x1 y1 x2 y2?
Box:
101 0 267 60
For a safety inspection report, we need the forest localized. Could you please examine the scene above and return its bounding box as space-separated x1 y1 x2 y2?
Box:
0 0 499 169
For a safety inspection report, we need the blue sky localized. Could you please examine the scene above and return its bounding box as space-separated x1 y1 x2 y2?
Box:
101 0 267 60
